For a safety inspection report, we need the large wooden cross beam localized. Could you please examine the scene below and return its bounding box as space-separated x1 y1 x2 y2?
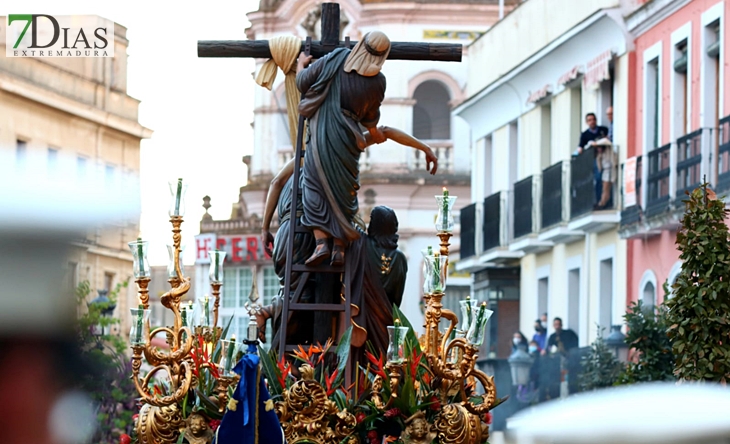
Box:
197 3 462 62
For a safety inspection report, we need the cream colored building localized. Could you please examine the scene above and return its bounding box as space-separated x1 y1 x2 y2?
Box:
0 18 152 333
456 0 642 348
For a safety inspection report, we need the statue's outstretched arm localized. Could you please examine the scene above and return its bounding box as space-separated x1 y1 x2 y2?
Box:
261 157 296 256
363 126 439 175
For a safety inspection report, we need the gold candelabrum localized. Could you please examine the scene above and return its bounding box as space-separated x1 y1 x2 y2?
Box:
421 230 498 444
128 179 249 444
275 190 499 444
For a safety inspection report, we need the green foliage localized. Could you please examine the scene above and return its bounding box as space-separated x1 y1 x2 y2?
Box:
616 300 675 384
579 326 623 391
75 280 138 444
668 184 730 382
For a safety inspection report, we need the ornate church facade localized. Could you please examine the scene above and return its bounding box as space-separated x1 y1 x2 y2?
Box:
194 0 515 345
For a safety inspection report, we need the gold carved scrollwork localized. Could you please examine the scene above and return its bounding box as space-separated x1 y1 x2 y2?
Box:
434 403 486 444
135 403 185 444
276 365 357 444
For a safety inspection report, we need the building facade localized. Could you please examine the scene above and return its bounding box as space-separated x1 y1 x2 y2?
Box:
620 0 730 307
0 18 151 334
194 0 520 346
455 0 645 356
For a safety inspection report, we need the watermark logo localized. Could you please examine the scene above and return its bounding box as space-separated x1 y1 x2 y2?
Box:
6 15 114 58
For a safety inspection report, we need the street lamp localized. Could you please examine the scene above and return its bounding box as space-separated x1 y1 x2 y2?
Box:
88 289 116 336
605 325 629 362
508 346 534 387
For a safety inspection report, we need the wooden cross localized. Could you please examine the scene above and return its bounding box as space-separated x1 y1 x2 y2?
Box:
196 1 462 378
197 3 462 62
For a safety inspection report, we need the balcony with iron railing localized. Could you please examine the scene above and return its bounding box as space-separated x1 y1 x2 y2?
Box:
716 115 730 194
461 143 630 260
456 191 522 271
566 146 621 233
509 174 552 254
619 121 729 238
537 159 583 243
645 142 671 218
460 202 476 260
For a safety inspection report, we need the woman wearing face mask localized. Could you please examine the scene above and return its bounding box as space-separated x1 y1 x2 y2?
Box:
512 332 529 352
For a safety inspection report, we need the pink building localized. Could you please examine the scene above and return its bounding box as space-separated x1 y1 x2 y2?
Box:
620 0 730 306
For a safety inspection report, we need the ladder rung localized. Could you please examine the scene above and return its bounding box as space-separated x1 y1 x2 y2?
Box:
292 264 344 273
289 303 345 312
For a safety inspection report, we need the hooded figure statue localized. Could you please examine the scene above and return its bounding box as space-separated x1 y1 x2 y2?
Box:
297 31 391 267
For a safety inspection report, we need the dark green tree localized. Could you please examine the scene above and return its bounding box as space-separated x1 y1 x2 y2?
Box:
76 280 138 443
579 326 624 391
667 184 730 382
616 299 674 384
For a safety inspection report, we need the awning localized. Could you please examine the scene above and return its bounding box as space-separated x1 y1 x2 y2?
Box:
583 50 613 90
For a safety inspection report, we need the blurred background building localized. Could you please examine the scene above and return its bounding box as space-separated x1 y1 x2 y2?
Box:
0 17 151 335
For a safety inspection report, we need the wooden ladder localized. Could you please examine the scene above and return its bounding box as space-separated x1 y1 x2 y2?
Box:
277 3 353 387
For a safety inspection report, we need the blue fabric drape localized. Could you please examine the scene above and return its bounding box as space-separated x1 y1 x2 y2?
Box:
215 344 283 444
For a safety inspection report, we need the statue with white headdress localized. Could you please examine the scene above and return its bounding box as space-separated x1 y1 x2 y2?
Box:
296 31 408 267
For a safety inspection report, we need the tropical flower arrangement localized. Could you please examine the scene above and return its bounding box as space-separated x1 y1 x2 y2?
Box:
126 320 238 444
259 307 506 444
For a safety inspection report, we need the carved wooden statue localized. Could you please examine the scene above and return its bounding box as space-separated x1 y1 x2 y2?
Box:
183 412 214 444
401 411 437 444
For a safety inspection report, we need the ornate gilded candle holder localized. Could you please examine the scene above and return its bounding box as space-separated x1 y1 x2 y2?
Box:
128 179 241 444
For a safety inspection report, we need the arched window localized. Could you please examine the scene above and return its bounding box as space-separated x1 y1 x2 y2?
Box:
639 270 657 309
412 80 451 140
642 281 656 308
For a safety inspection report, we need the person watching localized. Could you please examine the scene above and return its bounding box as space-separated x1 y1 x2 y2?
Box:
543 317 579 356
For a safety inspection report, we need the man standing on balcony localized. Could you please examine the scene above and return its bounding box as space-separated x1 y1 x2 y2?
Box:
578 112 609 150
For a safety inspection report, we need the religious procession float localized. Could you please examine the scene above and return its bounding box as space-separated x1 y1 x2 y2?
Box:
126 4 504 443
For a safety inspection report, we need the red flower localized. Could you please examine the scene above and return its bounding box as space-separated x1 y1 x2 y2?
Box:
276 355 291 389
324 368 339 396
484 412 493 425
429 395 441 411
356 412 366 423
209 419 222 431
119 434 132 444
367 430 378 440
190 334 219 379
132 414 139 422
365 350 387 379
384 408 401 418
409 347 423 378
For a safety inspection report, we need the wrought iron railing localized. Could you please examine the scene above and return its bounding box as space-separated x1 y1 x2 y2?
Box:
542 162 564 229
645 143 671 217
483 192 501 251
570 146 597 218
717 116 730 193
620 156 642 227
513 176 534 239
460 203 476 259
675 129 703 198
